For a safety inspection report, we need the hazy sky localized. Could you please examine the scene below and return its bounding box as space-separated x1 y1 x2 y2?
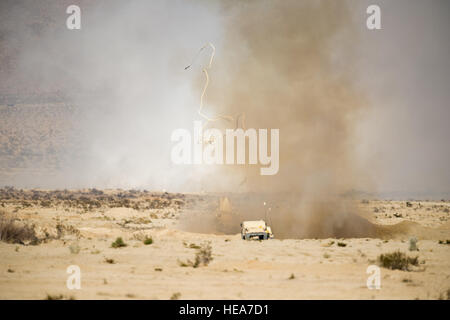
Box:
354 0 450 196
0 0 449 197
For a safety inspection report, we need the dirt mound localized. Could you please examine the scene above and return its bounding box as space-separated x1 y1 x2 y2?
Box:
271 215 450 240
374 220 450 240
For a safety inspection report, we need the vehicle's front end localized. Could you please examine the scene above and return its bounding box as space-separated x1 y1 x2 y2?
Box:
241 220 273 240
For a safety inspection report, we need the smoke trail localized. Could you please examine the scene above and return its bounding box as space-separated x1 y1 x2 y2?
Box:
185 42 246 134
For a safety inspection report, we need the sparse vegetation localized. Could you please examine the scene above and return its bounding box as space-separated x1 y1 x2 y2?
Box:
40 200 52 207
111 237 127 248
170 292 181 300
45 294 75 300
56 223 80 238
0 217 38 245
143 237 153 245
45 294 64 300
2 188 448 299
322 240 334 247
179 242 213 268
378 251 419 271
193 242 213 267
0 188 185 214
409 237 418 251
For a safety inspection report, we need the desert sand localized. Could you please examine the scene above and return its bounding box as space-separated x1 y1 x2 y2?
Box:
1 188 449 300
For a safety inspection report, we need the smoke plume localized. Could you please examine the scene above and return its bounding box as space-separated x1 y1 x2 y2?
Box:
183 0 375 238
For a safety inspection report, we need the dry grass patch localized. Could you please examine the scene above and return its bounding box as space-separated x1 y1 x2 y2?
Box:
378 250 419 271
0 216 38 245
143 237 153 245
170 292 181 300
45 294 75 300
179 242 213 268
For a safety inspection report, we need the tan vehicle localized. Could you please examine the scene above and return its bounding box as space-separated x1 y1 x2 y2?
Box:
240 220 273 240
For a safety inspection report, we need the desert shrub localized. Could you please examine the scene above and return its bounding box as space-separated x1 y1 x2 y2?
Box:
378 251 419 271
170 292 181 300
104 258 115 264
337 242 347 247
409 237 418 251
193 242 213 267
143 237 153 245
0 218 38 244
21 201 32 208
111 237 127 248
179 242 213 268
56 223 80 239
40 200 52 207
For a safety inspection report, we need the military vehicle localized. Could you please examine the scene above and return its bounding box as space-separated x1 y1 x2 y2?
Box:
240 220 273 240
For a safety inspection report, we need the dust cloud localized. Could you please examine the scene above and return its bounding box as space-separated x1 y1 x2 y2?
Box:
178 0 376 238
5 1 446 238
